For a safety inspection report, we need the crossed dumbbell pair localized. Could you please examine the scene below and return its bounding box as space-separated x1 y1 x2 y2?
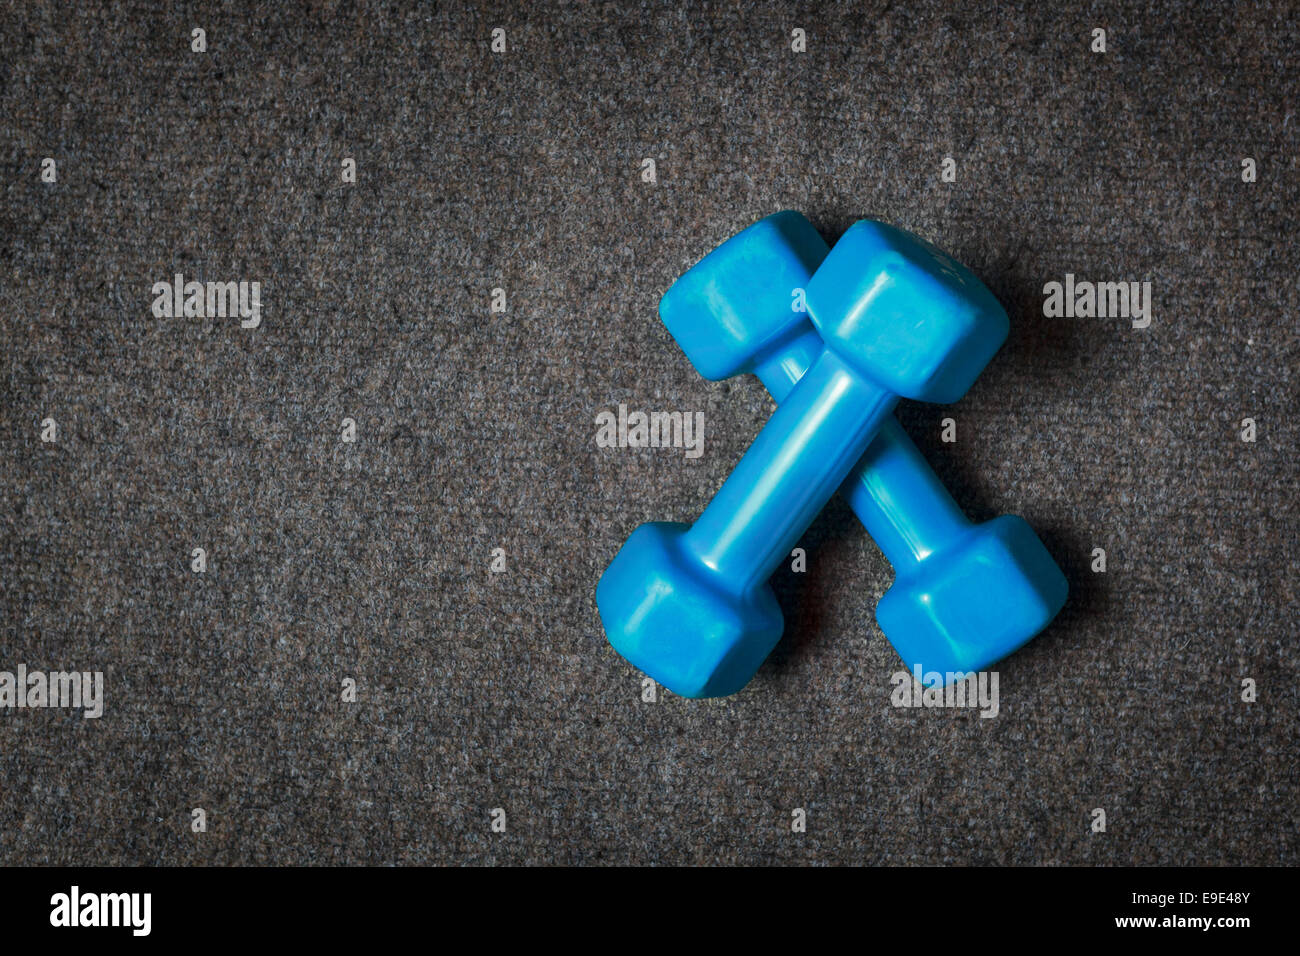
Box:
597 211 1068 698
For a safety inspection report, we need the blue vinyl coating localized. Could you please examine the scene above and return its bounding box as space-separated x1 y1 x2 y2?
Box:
803 220 1010 403
599 212 1036 697
754 320 1067 681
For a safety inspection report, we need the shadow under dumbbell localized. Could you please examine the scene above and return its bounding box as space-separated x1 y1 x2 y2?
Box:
765 499 1101 684
1027 521 1109 629
765 493 882 674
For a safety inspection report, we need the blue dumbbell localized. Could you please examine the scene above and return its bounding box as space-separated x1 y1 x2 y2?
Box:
598 215 1013 697
657 211 1068 681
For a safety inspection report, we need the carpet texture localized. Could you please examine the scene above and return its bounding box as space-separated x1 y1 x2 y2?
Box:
1 0 1296 865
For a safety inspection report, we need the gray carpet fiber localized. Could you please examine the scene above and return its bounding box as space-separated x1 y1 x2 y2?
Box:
1 1 1296 864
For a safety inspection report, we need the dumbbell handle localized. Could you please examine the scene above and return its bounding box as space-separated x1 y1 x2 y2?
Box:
754 328 971 573
683 349 898 594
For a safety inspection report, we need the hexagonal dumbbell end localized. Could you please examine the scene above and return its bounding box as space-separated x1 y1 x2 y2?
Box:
875 515 1069 680
806 220 1010 404
596 522 784 698
659 210 829 381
